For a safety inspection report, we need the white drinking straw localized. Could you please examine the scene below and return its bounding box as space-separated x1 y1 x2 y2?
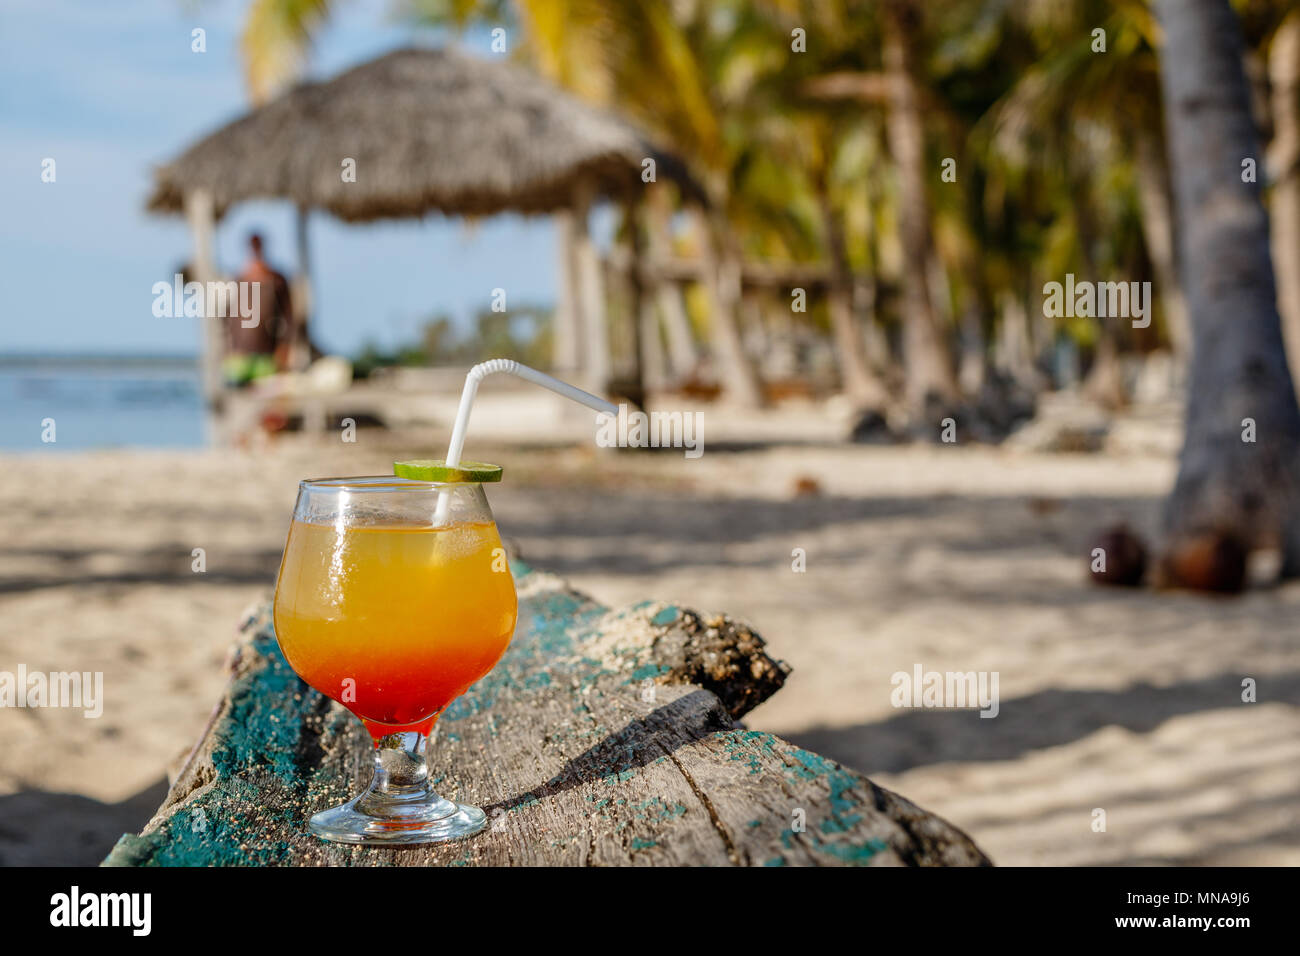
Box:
432 359 619 524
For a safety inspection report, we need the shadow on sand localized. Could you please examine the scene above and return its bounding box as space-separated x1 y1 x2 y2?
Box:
0 778 169 866
786 670 1300 776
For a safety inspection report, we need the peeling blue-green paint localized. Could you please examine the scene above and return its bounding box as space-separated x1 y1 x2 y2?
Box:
775 748 888 864
103 562 906 868
719 729 775 776
650 607 679 628
626 663 669 683
632 797 687 823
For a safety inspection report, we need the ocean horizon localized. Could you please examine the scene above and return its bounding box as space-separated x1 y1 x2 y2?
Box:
0 353 205 451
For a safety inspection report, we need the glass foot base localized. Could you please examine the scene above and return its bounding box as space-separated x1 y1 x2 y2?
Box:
308 791 487 846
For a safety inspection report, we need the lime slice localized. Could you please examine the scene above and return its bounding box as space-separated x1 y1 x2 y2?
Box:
393 459 503 483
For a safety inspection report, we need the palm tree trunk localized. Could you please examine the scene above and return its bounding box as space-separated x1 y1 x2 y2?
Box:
1154 0 1300 581
996 289 1044 388
1072 192 1127 410
645 189 698 380
856 159 891 375
658 284 698 381
1134 129 1193 362
1083 332 1125 409
882 0 960 415
1269 12 1300 393
694 206 764 407
817 184 890 409
957 254 990 394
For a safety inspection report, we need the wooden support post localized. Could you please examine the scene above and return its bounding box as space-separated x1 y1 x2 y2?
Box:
292 204 314 372
646 189 697 383
640 308 667 393
624 199 653 404
553 210 582 374
573 183 610 396
183 188 224 445
292 204 325 435
693 204 763 408
658 287 696 383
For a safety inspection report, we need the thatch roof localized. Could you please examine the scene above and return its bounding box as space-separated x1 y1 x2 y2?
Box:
146 47 703 222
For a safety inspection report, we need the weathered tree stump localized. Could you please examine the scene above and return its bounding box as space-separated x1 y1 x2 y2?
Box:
104 561 989 866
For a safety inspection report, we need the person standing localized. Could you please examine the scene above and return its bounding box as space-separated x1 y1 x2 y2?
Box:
223 232 294 385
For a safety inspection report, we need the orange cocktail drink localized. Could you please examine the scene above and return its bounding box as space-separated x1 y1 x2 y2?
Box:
274 518 517 740
271 472 517 845
269 358 616 847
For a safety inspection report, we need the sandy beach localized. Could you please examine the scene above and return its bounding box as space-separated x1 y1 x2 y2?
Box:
3 423 1299 866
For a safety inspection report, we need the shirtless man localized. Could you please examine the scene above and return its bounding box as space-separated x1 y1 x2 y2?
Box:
224 233 294 385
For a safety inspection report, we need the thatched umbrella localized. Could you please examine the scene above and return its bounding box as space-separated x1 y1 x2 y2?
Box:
148 46 703 428
147 46 702 220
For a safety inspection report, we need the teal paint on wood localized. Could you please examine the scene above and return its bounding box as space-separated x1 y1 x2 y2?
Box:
103 562 991 867
650 606 679 627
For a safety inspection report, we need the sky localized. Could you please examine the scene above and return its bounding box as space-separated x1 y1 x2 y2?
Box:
0 0 580 358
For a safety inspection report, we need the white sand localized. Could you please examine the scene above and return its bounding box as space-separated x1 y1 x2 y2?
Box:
2 431 1297 865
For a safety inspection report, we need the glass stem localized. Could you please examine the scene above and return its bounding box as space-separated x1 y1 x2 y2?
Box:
371 731 432 797
310 724 483 842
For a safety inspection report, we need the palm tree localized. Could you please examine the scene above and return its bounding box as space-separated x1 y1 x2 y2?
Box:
1154 0 1300 587
1268 9 1300 392
238 0 770 405
240 0 335 104
805 1 962 419
812 130 893 411
433 0 768 406
982 0 1191 368
737 12 895 413
881 0 961 416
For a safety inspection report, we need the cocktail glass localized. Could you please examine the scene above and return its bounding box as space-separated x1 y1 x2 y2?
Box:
272 476 518 845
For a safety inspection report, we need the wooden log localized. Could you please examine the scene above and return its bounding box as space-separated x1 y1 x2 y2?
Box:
104 562 990 867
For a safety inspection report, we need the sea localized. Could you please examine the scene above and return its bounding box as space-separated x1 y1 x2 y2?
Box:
0 355 205 451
